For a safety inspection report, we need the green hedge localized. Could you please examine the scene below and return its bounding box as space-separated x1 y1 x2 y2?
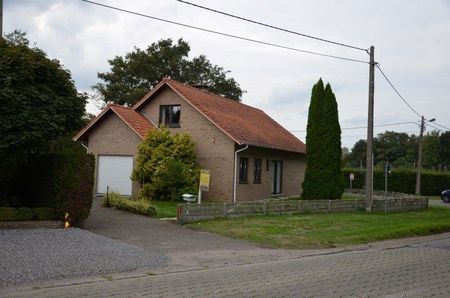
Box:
0 207 59 221
0 141 95 226
343 168 450 195
104 192 157 217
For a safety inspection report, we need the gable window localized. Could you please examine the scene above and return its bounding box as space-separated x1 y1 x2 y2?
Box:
159 105 181 127
239 157 248 183
254 159 262 183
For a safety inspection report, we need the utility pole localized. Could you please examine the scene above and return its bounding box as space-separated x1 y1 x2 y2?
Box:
0 0 3 38
365 45 375 212
415 116 424 195
415 116 435 195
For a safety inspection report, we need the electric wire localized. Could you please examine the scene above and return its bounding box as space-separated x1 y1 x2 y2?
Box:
176 0 368 52
80 0 369 64
376 64 421 118
433 122 450 131
289 121 419 133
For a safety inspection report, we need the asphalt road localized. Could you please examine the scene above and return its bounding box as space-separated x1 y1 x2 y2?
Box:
3 235 450 297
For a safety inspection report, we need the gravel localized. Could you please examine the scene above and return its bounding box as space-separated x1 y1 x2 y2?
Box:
0 228 169 287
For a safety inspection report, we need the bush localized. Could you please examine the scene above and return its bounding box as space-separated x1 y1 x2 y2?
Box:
33 207 58 220
0 207 59 221
0 207 16 221
132 128 199 201
104 192 157 217
343 168 450 195
0 139 95 227
15 207 33 220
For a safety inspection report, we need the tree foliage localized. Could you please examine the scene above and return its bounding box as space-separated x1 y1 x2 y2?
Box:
0 30 87 169
345 130 450 171
302 79 343 199
132 128 199 201
94 38 244 106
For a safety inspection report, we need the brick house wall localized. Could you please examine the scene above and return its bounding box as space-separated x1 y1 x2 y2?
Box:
137 87 236 202
86 112 142 197
236 146 305 202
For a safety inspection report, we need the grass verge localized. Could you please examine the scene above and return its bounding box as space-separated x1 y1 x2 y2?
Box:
187 207 450 249
152 201 178 218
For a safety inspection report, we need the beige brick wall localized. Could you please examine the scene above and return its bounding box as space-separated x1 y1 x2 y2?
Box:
236 146 305 202
86 112 142 197
138 87 235 202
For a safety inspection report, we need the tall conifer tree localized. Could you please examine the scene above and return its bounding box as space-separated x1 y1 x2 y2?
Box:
302 80 343 199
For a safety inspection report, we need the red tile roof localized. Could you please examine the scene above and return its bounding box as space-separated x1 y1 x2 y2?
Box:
134 78 306 154
73 104 154 141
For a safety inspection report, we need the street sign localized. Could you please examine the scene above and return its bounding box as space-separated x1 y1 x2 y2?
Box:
349 173 355 181
199 169 211 192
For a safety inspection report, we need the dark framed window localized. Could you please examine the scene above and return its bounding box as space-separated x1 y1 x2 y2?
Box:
159 105 181 127
239 157 248 183
254 159 262 183
266 159 270 171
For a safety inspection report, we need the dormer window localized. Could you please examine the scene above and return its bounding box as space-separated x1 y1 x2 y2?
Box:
159 105 181 127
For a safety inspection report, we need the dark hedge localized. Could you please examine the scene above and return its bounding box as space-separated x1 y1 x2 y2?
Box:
343 168 450 195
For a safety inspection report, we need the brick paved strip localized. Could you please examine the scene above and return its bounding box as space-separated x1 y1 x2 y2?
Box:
3 245 450 297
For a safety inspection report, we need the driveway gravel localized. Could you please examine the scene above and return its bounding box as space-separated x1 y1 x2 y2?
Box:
0 228 168 287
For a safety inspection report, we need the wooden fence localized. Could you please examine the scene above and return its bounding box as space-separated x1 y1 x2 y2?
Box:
176 196 428 224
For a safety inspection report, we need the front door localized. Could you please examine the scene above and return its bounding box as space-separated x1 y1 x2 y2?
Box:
271 160 283 194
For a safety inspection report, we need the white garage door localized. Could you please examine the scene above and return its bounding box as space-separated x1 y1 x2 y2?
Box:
97 155 133 196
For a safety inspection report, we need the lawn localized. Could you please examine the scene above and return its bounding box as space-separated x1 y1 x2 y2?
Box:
152 201 178 218
187 207 450 249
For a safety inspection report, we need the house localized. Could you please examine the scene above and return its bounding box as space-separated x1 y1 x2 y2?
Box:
74 78 306 202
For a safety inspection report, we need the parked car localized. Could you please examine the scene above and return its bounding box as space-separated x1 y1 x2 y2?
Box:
442 190 450 203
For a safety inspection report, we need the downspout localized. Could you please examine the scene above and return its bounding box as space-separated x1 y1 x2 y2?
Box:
80 141 88 152
233 144 249 203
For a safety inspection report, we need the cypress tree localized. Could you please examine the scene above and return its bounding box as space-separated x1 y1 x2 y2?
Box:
322 83 344 199
302 79 343 199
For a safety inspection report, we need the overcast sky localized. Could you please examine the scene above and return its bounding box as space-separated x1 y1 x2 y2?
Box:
4 0 450 148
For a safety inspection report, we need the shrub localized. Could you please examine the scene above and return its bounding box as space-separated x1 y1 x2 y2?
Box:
0 139 95 227
132 128 199 201
15 207 33 221
104 192 157 216
33 207 58 220
0 207 16 221
343 168 450 195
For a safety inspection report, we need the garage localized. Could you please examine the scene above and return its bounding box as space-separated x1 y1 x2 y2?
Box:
97 155 133 196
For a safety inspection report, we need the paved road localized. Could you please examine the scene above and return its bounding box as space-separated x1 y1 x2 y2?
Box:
83 198 300 271
429 199 450 208
4 236 450 297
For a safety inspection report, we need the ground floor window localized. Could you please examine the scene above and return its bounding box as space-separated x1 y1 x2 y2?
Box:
271 160 283 194
239 157 248 183
254 158 262 183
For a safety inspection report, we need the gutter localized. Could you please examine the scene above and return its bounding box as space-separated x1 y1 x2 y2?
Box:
233 144 249 203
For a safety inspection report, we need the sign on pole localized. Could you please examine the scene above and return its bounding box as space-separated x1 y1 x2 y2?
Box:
199 169 211 192
349 173 354 189
198 169 211 204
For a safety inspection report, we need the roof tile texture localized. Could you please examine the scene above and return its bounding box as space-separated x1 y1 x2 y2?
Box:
163 79 306 153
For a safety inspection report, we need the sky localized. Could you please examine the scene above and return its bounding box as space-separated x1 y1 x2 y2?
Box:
4 0 450 148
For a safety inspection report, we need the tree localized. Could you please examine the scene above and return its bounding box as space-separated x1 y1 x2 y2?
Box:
439 131 450 166
132 128 199 201
94 38 244 106
302 79 343 199
0 30 87 169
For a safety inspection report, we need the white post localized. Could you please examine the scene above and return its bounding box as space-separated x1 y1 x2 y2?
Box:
197 184 202 205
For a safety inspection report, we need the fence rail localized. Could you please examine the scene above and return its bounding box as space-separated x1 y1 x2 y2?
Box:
176 195 428 224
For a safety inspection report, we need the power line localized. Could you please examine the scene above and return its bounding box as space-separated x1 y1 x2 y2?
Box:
376 65 450 131
433 122 450 131
289 121 419 133
376 64 421 118
427 123 443 132
80 0 369 64
176 0 368 52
